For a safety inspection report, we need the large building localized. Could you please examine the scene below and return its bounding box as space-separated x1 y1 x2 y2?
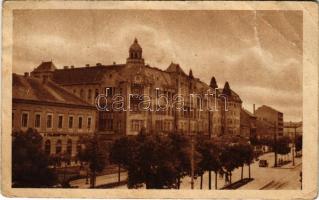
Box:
27 38 242 138
12 73 96 159
255 105 284 136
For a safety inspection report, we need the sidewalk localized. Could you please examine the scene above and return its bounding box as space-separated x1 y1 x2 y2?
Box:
69 172 128 188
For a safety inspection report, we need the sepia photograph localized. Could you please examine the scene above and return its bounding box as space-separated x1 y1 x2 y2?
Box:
1 1 318 199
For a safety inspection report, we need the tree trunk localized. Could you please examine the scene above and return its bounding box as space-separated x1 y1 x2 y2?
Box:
118 164 121 183
248 164 251 179
214 171 218 190
90 171 96 188
200 174 203 189
208 170 212 189
230 171 232 184
177 177 181 189
241 165 244 180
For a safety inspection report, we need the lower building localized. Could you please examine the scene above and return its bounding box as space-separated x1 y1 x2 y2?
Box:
284 121 303 139
12 73 97 160
240 108 256 138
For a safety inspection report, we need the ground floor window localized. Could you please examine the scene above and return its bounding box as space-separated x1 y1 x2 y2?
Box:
67 139 72 155
56 140 62 154
44 140 51 155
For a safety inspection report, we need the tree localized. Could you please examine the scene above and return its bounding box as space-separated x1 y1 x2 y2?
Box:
126 134 174 188
116 131 197 189
168 132 192 189
239 143 254 179
77 135 107 188
109 136 131 183
295 135 302 152
12 128 57 187
275 136 291 161
196 138 222 189
220 144 241 184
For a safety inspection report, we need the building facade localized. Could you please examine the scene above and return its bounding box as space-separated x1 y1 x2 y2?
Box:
28 38 242 138
283 121 303 139
240 108 257 139
255 105 284 136
12 74 96 158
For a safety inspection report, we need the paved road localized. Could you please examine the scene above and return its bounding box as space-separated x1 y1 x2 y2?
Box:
179 152 301 190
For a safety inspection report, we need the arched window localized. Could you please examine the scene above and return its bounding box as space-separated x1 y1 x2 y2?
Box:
56 140 62 154
45 140 51 155
67 139 72 155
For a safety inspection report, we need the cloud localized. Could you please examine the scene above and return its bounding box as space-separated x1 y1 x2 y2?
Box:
12 10 302 121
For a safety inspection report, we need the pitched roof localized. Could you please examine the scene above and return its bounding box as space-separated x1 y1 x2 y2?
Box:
217 88 242 103
257 105 282 114
13 74 93 107
241 108 255 117
33 61 56 72
52 64 125 85
166 62 187 76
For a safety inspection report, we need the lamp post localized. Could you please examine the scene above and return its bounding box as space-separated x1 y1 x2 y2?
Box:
191 136 194 189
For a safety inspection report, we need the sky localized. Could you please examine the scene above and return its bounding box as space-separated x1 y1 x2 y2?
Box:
12 10 302 121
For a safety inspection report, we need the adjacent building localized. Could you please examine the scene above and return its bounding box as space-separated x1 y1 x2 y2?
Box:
284 121 303 139
255 105 284 136
27 38 242 138
240 108 256 139
12 73 96 158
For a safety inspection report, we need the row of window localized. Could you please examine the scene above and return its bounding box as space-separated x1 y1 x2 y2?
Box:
73 87 118 101
44 139 81 155
16 112 92 130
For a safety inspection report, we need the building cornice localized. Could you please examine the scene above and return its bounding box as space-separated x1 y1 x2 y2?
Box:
13 98 96 110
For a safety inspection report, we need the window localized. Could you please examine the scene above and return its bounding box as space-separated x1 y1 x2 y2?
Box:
78 116 83 129
21 112 28 128
105 87 113 97
106 119 113 130
88 89 92 99
69 116 73 129
56 140 62 154
76 142 82 154
67 139 72 155
45 140 51 155
95 89 99 98
131 120 144 131
117 121 122 131
58 115 63 129
35 114 41 128
46 114 53 128
87 117 92 130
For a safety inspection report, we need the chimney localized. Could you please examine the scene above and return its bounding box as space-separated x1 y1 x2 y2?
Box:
85 64 90 67
70 65 74 69
113 62 116 65
64 66 69 69
96 63 102 66
24 72 29 77
253 104 256 115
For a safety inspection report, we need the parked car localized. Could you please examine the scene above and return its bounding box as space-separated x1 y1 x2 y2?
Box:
259 159 268 167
